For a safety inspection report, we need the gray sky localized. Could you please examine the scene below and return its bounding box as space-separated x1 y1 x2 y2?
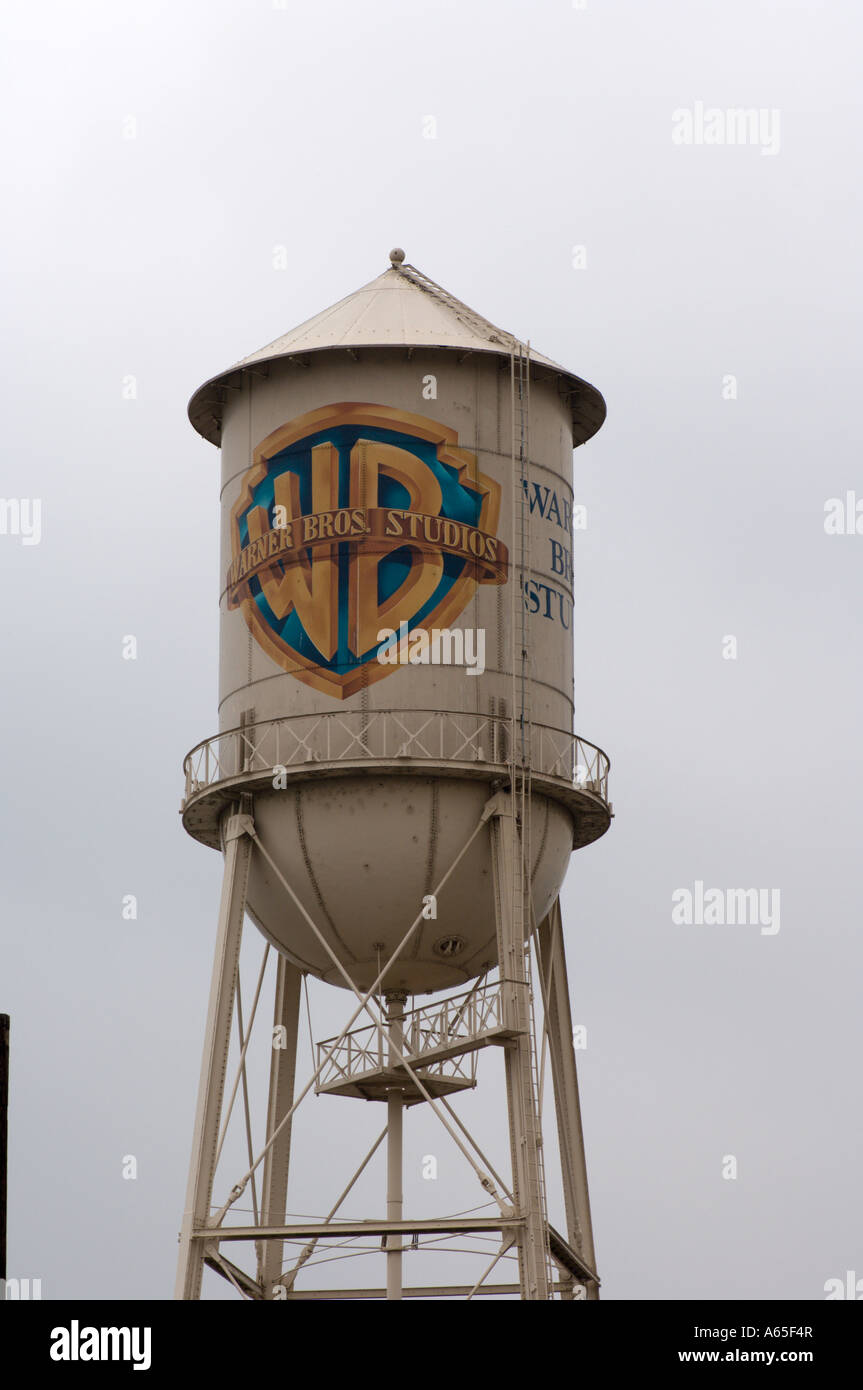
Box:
2 0 861 1300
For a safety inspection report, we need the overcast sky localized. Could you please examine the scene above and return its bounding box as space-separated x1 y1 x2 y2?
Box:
2 0 861 1301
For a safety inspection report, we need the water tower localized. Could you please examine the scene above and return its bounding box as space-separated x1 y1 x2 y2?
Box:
175 251 611 1301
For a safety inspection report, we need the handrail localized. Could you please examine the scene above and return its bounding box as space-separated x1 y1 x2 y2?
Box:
315 984 506 1088
182 708 610 807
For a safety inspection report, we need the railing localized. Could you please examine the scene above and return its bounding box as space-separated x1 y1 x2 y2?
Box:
183 709 610 806
315 983 506 1091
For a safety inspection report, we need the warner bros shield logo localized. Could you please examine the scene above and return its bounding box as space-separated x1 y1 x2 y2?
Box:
226 403 509 699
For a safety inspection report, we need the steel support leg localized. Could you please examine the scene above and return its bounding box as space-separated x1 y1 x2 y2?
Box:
385 991 406 1300
258 954 302 1296
538 898 599 1300
487 792 550 1300
175 807 254 1300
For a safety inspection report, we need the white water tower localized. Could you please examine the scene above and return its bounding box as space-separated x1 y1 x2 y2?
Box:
176 250 611 1301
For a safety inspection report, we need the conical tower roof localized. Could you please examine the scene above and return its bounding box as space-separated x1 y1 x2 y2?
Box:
188 250 606 446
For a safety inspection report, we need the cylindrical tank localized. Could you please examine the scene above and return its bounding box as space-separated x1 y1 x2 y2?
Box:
183 253 608 995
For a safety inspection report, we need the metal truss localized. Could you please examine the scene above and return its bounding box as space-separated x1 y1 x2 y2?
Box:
174 789 602 1301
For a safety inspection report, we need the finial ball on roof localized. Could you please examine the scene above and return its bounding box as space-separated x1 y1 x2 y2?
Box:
389 247 406 265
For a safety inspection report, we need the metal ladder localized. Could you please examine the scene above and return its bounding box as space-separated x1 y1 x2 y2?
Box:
511 341 532 783
508 342 556 1294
